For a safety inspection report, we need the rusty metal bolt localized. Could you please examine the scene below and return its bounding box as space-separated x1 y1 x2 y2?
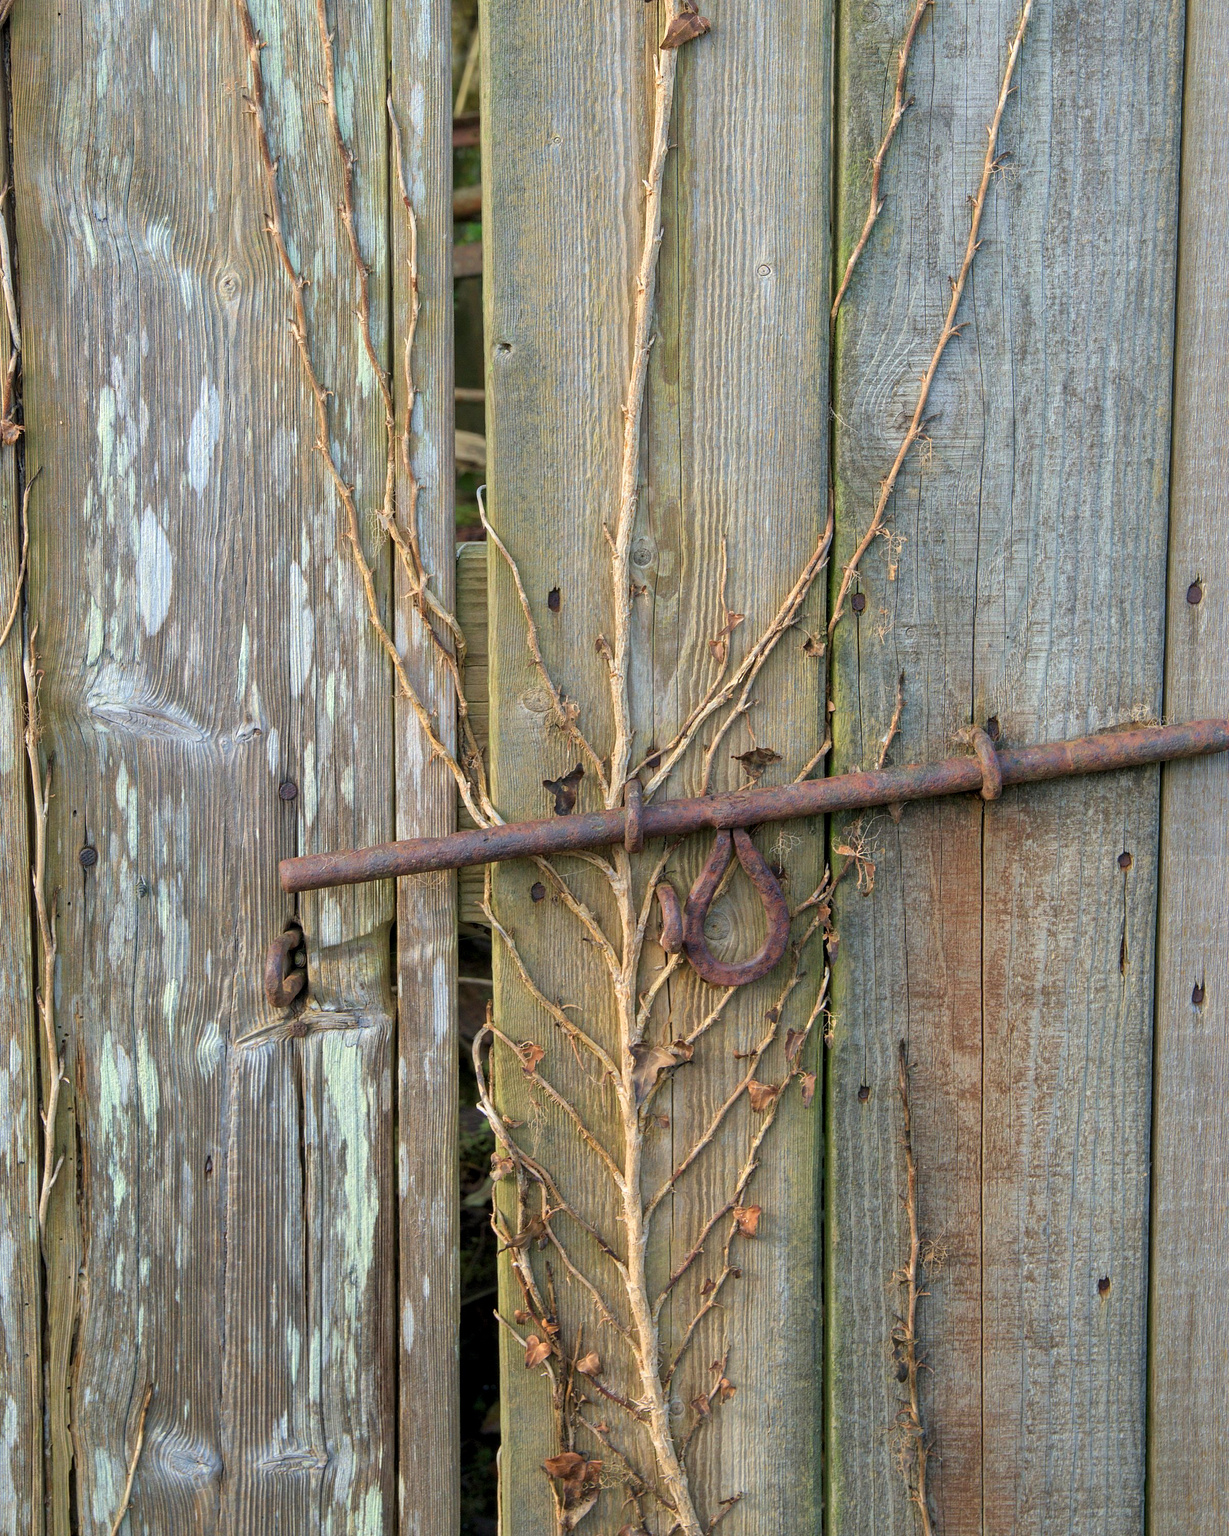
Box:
265 923 307 1008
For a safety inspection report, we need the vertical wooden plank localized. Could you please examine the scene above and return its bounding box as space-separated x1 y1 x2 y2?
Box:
1148 2 1229 1526
390 0 461 1528
483 1 830 1530
12 0 397 1529
0 52 40 1524
827 0 1183 1528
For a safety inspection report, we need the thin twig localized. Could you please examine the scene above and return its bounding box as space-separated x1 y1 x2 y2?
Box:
234 0 493 828
0 468 34 648
876 670 906 770
107 1382 154 1536
827 0 1035 648
480 488 609 793
607 4 682 807
896 1042 933 1536
24 631 63 1239
830 0 933 322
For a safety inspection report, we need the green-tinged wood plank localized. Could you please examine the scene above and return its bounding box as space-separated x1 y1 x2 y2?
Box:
0 54 40 1523
482 1 830 1530
391 1 461 1527
827 0 1183 1529
1148 1 1229 1526
12 1 397 1528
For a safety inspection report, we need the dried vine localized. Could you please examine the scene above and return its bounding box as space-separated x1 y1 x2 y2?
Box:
23 629 64 1239
893 1045 932 1536
232 0 1034 1528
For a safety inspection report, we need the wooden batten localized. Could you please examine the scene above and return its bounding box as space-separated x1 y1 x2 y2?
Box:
1148 2 1229 1527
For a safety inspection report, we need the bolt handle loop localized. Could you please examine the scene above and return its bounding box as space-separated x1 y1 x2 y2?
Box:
657 828 792 988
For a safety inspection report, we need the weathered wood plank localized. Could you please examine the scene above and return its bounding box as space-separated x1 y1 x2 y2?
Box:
483 0 830 1529
827 0 1183 1528
0 54 40 1522
390 1 462 1527
12 1 398 1528
1147 2 1229 1525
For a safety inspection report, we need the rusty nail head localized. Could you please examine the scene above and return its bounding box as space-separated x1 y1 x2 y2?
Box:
79 845 98 869
530 881 546 902
1187 581 1203 606
279 780 298 801
1118 851 1132 870
851 591 866 614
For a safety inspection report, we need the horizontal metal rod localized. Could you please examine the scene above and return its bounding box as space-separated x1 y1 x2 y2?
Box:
279 718 1229 894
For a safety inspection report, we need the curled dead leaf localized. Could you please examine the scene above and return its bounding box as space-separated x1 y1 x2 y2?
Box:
518 1040 546 1075
524 1335 552 1369
543 1451 586 1481
576 1351 602 1377
707 608 744 666
733 746 782 782
700 1276 716 1296
800 1070 817 1107
716 1376 736 1404
514 1308 531 1324
0 419 22 446
785 1028 805 1065
690 1393 712 1418
746 1079 781 1113
543 763 584 815
490 1152 515 1181
630 1038 694 1106
506 1214 546 1250
661 5 711 48
733 1204 762 1238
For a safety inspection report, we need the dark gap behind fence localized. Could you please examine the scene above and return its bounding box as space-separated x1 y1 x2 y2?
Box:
453 3 498 1531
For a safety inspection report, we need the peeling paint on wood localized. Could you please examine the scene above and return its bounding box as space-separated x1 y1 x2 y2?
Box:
12 0 398 1527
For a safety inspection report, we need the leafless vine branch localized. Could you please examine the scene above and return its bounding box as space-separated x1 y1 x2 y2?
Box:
830 0 933 323
827 0 1035 649
894 1043 933 1536
107 1382 154 1536
23 631 64 1239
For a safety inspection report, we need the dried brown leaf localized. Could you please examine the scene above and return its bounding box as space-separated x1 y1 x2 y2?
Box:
800 1070 817 1107
661 8 711 47
518 1040 546 1074
784 1028 805 1065
525 1335 552 1369
690 1393 712 1418
733 746 782 782
630 1038 693 1106
733 1204 762 1238
576 1351 602 1377
715 1376 736 1404
747 1079 781 1113
543 762 584 815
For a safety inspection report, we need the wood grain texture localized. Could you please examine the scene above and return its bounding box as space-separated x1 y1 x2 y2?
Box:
827 0 1183 1529
391 1 461 1528
482 1 830 1529
1147 1 1229 1526
12 1 398 1528
0 59 40 1523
